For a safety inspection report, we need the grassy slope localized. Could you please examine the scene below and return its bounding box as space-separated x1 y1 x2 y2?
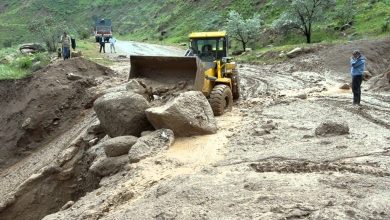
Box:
0 0 387 47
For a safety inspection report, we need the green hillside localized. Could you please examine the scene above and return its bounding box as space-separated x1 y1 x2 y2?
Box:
0 0 389 48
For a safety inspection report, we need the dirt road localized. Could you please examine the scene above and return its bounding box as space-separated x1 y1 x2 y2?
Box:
2 39 390 220
115 40 184 56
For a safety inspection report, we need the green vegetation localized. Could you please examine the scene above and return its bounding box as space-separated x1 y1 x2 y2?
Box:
0 0 388 50
0 46 51 80
78 39 114 66
226 10 262 51
0 0 388 69
0 65 30 80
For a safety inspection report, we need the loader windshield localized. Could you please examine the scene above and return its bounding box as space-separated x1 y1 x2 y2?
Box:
190 37 226 62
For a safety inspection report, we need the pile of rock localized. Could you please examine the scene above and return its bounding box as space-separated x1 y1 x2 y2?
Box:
88 81 218 176
19 43 46 54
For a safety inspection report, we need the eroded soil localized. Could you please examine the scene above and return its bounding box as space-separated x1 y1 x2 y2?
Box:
1 39 390 220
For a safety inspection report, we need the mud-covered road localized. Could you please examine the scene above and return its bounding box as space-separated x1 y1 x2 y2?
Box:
116 40 184 56
2 39 390 220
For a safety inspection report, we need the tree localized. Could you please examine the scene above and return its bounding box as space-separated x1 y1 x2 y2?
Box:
334 0 357 26
273 0 336 43
28 16 68 52
226 10 262 51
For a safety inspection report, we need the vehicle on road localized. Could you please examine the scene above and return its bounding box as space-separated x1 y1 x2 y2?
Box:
129 31 240 116
94 18 112 43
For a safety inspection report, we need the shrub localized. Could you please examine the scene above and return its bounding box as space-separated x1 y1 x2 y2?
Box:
2 40 12 48
14 56 33 69
382 18 390 32
78 28 91 40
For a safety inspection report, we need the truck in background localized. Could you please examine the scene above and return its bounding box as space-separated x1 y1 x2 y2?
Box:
94 19 112 42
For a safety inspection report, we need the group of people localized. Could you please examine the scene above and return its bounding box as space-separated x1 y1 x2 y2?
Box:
98 34 116 54
60 32 117 61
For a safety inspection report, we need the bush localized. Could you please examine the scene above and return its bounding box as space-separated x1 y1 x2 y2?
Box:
78 28 91 40
2 40 12 48
382 19 390 32
14 56 33 69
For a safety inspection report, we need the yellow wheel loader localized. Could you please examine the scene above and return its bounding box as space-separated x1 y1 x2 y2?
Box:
129 31 239 116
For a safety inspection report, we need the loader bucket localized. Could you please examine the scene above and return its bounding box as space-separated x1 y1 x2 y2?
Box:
129 56 204 91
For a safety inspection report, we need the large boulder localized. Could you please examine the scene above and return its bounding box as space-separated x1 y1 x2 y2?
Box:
145 91 217 136
93 91 152 137
315 121 349 136
89 155 128 177
102 136 138 157
128 129 174 163
19 43 46 54
286 47 303 58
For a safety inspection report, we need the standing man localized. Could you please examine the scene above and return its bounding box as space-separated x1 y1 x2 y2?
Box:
109 36 116 53
99 34 105 53
350 50 366 105
60 32 71 60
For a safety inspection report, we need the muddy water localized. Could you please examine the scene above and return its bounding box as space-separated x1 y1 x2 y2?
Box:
8 39 390 219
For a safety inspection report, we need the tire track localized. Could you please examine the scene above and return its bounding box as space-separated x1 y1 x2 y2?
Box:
250 158 390 177
318 98 390 129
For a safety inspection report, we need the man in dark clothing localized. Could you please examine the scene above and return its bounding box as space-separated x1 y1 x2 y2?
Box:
350 50 366 105
99 34 105 53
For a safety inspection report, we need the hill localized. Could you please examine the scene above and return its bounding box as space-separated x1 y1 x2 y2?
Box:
0 0 389 48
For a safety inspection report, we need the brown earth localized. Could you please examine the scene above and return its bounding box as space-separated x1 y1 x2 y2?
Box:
0 57 114 169
0 38 390 220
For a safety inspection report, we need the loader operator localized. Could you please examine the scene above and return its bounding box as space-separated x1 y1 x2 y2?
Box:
200 44 214 62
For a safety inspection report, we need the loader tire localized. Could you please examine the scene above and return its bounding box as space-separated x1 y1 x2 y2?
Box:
209 84 233 116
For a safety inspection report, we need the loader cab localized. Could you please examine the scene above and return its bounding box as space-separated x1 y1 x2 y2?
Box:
188 32 228 63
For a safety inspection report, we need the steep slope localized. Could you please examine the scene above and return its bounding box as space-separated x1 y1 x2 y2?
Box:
0 0 389 47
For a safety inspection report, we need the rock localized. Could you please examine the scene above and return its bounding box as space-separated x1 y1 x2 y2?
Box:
21 117 32 129
128 129 174 163
179 43 187 46
31 61 44 72
118 55 127 59
57 146 79 166
286 47 303 58
19 43 46 54
145 91 217 136
363 71 373 81
340 23 352 31
89 155 128 177
60 201 75 211
141 131 153 136
71 51 83 58
125 80 147 95
87 123 105 135
93 91 152 137
278 52 286 58
66 72 83 80
20 49 35 54
245 48 252 52
296 93 308 99
253 128 268 136
102 136 138 157
315 121 349 136
339 83 351 90
386 71 390 83
88 138 99 146
232 50 244 56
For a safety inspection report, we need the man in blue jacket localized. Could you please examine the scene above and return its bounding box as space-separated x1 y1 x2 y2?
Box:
350 50 365 105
